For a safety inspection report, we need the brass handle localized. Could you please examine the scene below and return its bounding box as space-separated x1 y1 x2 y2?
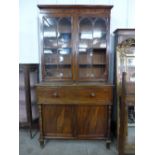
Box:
90 92 96 97
52 92 59 97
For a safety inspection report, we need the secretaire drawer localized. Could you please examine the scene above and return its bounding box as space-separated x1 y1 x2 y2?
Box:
36 86 113 105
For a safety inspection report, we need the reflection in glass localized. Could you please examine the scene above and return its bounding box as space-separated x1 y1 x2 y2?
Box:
78 17 107 80
117 38 135 83
59 56 64 62
93 18 107 48
127 58 135 66
79 18 93 49
44 49 53 54
43 17 57 48
43 18 57 37
127 106 135 146
58 18 71 47
79 18 92 37
43 17 72 80
58 48 71 55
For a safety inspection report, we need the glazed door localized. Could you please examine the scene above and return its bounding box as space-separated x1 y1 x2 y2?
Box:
77 16 109 81
41 15 74 81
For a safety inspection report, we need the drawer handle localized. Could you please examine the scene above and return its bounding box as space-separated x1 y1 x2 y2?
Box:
52 92 59 97
90 92 96 97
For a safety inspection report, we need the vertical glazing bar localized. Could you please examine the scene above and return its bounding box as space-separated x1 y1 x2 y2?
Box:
56 18 59 78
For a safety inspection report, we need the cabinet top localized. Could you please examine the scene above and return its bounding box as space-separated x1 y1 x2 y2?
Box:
35 82 114 87
37 5 113 10
113 29 135 35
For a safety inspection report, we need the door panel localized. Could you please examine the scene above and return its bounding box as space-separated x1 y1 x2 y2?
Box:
42 105 73 137
76 105 108 138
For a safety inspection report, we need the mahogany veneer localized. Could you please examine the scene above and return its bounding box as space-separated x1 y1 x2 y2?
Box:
36 5 113 148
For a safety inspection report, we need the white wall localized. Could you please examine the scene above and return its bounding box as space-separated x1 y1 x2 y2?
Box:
19 0 135 64
19 0 38 63
37 0 113 5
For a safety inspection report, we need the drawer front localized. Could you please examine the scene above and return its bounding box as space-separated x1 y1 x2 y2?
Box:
72 87 112 103
36 86 112 105
37 87 59 98
36 87 63 104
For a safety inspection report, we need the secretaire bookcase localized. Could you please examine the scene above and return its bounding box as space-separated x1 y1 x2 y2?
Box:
35 5 113 148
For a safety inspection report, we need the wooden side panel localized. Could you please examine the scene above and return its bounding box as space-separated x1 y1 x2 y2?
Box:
42 105 73 137
76 105 108 138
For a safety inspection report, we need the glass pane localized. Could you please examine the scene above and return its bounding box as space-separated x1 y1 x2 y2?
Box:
79 48 94 78
127 106 135 146
43 17 72 80
78 48 106 79
79 18 93 49
78 17 107 80
43 17 57 48
127 57 135 82
44 48 58 64
58 48 72 78
93 18 107 48
58 18 71 48
44 48 72 79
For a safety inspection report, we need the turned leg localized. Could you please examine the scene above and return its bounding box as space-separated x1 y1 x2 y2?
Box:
39 139 44 148
106 140 111 149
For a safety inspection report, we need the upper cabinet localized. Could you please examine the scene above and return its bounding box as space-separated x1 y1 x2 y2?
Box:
38 5 113 82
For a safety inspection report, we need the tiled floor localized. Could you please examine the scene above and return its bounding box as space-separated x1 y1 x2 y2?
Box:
19 129 118 155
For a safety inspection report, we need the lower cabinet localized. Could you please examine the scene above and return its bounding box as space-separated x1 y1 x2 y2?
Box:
36 84 113 148
41 105 108 139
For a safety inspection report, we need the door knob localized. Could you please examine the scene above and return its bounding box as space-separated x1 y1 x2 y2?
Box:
53 92 59 97
90 92 96 97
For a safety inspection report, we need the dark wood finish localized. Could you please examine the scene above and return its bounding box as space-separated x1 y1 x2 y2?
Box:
36 5 113 148
38 5 113 9
76 106 108 138
37 5 113 16
36 85 112 105
19 64 39 138
114 29 135 155
106 105 112 149
38 104 44 146
42 105 73 138
118 72 135 155
118 72 128 155
24 65 32 136
39 6 112 82
113 29 135 35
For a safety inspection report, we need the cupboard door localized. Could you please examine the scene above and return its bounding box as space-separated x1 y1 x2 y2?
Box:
42 105 73 138
76 105 108 138
77 17 108 81
42 16 73 81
